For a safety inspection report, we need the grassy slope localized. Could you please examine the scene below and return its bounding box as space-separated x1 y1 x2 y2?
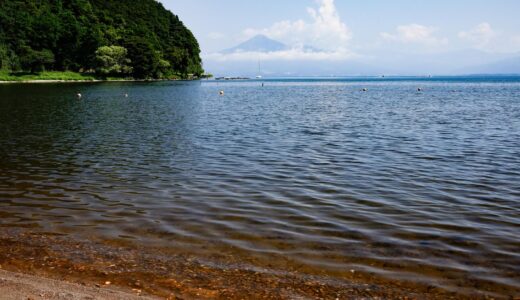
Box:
0 71 98 81
0 71 189 82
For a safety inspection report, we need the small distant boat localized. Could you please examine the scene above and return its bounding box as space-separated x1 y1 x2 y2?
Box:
256 60 263 80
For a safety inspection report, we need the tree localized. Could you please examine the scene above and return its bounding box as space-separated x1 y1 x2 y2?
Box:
0 0 203 78
19 47 55 73
95 45 132 76
0 44 9 70
125 38 159 79
156 57 171 78
167 47 189 76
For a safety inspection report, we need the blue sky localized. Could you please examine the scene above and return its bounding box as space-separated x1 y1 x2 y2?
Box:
161 0 520 53
159 0 520 75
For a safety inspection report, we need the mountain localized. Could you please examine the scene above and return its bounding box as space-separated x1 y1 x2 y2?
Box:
0 0 203 78
458 56 520 74
205 35 520 77
222 35 289 54
363 49 518 75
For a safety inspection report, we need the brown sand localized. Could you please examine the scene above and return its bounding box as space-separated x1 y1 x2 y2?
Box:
0 269 158 300
1 228 511 299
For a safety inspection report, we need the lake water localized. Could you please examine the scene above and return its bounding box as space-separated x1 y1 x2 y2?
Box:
1 77 519 298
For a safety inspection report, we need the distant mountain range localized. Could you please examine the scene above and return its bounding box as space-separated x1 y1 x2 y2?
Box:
221 35 322 54
222 35 289 54
205 35 520 77
458 56 520 74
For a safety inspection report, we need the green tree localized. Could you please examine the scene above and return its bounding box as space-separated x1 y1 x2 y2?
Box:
125 38 159 79
95 45 132 76
156 57 171 78
167 47 189 76
0 44 9 70
0 0 203 78
19 47 55 73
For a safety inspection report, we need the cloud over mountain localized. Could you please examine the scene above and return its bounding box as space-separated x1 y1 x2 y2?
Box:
195 1 520 75
205 0 355 62
243 0 351 51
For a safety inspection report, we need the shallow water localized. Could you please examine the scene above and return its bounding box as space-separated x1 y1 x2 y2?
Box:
1 77 519 297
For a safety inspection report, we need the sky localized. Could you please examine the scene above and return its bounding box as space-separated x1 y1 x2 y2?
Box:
160 0 520 75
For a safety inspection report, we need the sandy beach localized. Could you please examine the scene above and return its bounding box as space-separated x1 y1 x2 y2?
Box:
0 270 157 300
1 228 494 300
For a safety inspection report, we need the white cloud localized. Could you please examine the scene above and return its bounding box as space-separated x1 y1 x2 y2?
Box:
381 24 448 46
458 23 497 48
243 0 352 52
206 0 355 62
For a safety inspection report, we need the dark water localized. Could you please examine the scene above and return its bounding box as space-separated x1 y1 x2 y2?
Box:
1 77 520 296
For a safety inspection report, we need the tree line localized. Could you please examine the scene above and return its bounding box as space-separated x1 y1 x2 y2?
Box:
0 0 204 79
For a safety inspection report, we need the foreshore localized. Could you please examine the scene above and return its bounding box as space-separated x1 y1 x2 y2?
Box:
0 228 493 300
0 269 157 300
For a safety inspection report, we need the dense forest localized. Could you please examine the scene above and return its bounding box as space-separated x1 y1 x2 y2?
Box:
0 0 204 79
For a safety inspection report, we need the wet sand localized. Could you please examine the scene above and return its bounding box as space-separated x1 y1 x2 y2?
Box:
0 229 505 300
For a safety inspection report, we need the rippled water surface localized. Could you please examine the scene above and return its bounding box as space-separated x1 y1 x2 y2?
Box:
1 78 519 296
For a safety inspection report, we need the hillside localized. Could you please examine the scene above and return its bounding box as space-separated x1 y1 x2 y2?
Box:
0 0 203 79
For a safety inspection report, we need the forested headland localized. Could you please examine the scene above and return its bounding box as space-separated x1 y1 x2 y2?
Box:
0 0 204 80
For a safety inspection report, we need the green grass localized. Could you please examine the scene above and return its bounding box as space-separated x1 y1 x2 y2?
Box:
0 71 98 81
0 70 196 82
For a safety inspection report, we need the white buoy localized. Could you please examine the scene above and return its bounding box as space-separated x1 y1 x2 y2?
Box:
124 93 129 98
219 90 224 96
417 88 422 92
76 93 82 99
362 88 368 92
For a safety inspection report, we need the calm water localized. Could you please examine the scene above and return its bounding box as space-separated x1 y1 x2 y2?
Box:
1 77 520 296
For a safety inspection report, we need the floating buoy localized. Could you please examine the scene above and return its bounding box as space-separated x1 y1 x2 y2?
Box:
219 90 224 96
76 92 82 99
362 88 368 92
124 93 129 98
417 88 422 92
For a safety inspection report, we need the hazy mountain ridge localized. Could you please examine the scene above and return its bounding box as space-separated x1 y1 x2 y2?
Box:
222 35 289 54
221 35 323 54
205 35 520 76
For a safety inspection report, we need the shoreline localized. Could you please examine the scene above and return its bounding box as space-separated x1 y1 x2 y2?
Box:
0 228 499 300
0 78 193 84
